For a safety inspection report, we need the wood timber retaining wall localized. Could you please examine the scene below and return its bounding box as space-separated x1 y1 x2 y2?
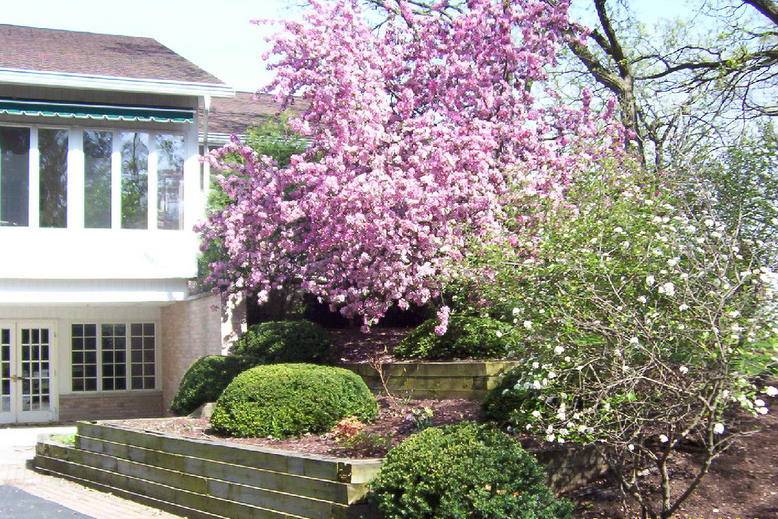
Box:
34 421 381 519
340 360 520 400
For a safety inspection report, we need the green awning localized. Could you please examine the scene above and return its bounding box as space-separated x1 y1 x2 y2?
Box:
0 99 194 124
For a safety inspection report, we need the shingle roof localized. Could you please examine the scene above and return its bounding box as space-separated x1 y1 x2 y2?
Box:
206 91 288 136
0 24 224 85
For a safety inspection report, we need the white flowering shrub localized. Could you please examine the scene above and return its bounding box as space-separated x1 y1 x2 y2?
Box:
474 162 778 518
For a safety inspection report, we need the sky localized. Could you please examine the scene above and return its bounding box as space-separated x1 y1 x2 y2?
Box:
0 0 694 92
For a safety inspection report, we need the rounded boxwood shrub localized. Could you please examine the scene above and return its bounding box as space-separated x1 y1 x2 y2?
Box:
210 363 378 438
231 320 331 365
371 422 572 519
170 355 247 416
394 315 521 360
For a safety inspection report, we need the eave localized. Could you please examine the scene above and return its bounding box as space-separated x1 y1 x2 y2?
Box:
0 67 235 98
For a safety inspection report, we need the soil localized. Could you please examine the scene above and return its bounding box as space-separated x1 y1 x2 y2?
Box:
326 328 409 364
114 396 480 459
113 391 778 517
569 388 778 519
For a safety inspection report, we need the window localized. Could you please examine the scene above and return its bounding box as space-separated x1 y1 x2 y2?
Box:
120 131 149 229
0 126 30 227
101 324 126 391
130 323 156 389
71 324 97 392
83 130 112 228
39 128 69 228
0 126 187 230
156 134 185 230
72 322 155 392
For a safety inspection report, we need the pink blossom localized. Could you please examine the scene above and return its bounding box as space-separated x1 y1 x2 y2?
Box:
199 0 623 328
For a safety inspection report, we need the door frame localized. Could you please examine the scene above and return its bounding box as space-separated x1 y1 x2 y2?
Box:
0 320 58 424
0 320 14 424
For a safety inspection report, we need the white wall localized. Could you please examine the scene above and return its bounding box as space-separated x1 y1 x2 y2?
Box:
0 279 190 304
0 228 199 280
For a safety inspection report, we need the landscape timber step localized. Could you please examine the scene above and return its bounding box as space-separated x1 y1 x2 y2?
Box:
33 421 382 519
34 453 222 519
76 421 381 484
34 448 303 519
37 442 347 518
75 435 364 504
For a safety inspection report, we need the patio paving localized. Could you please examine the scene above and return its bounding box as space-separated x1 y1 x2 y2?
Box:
0 425 182 519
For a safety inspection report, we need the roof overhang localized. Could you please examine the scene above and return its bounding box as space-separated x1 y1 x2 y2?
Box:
0 67 234 98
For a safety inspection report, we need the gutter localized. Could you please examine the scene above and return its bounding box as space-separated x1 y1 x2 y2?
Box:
0 67 235 98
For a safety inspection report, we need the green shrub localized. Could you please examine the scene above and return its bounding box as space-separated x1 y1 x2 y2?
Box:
482 368 539 424
170 355 247 416
231 320 331 364
370 422 572 519
394 315 521 360
210 363 378 438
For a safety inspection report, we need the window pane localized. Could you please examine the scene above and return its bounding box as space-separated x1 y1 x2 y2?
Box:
71 323 98 392
120 132 148 229
84 130 112 228
156 134 184 230
0 126 30 227
130 322 155 390
39 128 69 228
101 323 127 391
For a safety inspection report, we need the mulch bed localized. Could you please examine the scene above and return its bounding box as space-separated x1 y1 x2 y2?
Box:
570 389 778 519
112 392 778 517
113 395 480 459
326 327 409 364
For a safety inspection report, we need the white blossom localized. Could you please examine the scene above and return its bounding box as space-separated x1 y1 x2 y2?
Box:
765 386 778 397
679 365 689 375
646 275 656 287
659 434 669 443
658 282 676 297
713 423 725 434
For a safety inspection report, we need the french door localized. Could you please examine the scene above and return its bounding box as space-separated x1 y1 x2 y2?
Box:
0 321 56 424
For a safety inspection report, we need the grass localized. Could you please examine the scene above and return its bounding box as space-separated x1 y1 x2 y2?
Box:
50 433 76 446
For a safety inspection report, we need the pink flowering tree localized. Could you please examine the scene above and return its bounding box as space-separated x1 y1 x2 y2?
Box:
200 0 623 330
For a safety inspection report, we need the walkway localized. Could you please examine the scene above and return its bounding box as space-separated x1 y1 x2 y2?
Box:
0 425 182 519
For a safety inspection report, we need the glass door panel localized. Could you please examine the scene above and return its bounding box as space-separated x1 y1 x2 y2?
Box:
0 326 13 423
16 324 54 423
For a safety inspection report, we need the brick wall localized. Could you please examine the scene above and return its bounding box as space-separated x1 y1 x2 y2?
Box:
59 392 163 422
160 293 246 413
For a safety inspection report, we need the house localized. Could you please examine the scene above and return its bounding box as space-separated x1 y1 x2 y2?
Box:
0 24 280 424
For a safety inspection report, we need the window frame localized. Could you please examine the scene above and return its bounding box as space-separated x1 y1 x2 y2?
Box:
0 120 186 231
68 320 159 394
